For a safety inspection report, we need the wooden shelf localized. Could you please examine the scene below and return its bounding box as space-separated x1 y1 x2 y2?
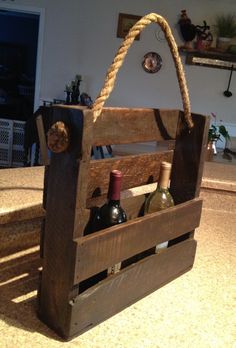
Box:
179 47 236 70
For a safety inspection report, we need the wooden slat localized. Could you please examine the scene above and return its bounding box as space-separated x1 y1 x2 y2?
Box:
68 239 197 339
83 193 149 236
170 112 210 204
92 108 179 145
74 109 94 238
87 150 173 200
73 198 202 283
36 114 50 165
42 165 50 210
85 195 146 229
121 194 145 220
84 184 159 234
169 111 209 241
38 106 85 333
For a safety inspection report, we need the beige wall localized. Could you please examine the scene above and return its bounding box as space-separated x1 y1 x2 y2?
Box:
76 0 236 131
1 0 236 132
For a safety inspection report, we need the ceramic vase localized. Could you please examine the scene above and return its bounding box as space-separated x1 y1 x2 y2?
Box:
205 141 217 161
216 37 231 51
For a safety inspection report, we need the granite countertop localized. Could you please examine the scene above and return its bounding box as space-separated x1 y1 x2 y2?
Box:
0 166 44 224
202 161 236 192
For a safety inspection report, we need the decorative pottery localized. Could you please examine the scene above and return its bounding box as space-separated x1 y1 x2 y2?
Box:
216 37 231 51
205 141 217 161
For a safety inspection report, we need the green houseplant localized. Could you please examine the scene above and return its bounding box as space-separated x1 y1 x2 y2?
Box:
206 113 230 161
214 14 236 50
208 113 230 143
208 124 230 143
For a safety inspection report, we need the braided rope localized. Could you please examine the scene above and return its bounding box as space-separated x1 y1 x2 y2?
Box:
92 13 193 128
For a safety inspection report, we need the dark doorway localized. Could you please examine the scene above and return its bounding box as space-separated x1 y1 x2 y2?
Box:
0 10 39 122
0 9 40 167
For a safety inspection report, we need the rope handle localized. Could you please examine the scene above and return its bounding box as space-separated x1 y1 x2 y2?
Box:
92 13 194 129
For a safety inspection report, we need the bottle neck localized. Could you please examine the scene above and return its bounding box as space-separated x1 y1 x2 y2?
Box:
108 199 120 206
107 171 122 201
158 164 171 190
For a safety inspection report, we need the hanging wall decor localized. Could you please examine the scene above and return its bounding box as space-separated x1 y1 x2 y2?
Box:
117 13 142 40
142 52 162 73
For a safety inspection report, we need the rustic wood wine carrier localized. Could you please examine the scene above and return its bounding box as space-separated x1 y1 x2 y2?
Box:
38 14 209 340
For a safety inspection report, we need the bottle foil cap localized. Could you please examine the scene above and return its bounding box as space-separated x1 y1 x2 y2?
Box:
161 161 172 169
111 170 122 178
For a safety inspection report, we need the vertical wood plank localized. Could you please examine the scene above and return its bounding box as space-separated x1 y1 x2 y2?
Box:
169 112 209 243
74 109 94 238
36 114 50 165
40 165 49 259
38 106 86 337
170 112 209 204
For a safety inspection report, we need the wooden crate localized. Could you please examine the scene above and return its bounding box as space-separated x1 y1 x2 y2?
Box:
37 13 209 340
38 106 209 339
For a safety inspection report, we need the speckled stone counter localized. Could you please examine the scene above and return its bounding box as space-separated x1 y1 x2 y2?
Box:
0 166 44 224
202 161 236 192
0 166 44 255
201 161 236 212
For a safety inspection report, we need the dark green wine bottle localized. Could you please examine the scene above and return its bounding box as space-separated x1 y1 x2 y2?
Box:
94 170 127 274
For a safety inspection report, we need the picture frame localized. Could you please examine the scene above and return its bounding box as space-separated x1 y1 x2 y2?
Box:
117 13 142 40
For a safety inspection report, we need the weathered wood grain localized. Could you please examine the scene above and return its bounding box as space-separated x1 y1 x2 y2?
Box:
170 111 210 204
73 109 94 238
169 111 209 240
73 198 202 283
87 150 173 200
38 106 85 335
83 193 147 237
68 239 197 339
92 108 179 145
36 114 50 165
83 184 160 235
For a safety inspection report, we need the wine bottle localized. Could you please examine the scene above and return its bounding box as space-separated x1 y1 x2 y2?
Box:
144 161 174 252
94 170 127 275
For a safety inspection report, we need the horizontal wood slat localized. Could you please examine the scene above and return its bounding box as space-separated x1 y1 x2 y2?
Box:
78 184 160 237
119 193 146 220
69 239 197 338
87 150 173 200
86 193 146 221
73 198 202 283
91 108 179 146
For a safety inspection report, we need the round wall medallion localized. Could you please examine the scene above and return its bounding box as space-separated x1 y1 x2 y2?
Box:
142 52 162 73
